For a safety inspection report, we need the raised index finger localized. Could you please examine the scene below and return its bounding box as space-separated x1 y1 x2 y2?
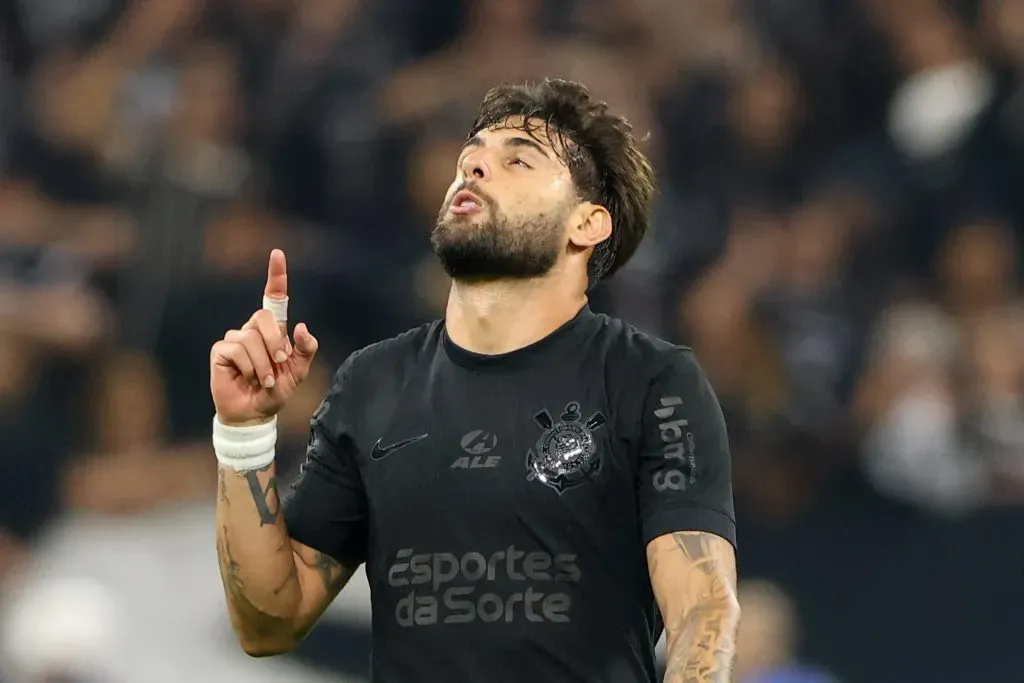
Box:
263 249 288 325
265 249 288 300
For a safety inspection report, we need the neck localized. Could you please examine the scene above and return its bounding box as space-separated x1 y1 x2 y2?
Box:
445 275 587 355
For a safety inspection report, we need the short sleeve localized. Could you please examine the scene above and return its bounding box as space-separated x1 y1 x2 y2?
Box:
283 354 368 566
636 350 736 549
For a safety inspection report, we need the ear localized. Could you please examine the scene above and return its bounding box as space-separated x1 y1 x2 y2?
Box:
567 203 612 249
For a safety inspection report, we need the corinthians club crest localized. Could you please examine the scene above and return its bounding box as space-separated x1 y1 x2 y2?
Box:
526 401 607 494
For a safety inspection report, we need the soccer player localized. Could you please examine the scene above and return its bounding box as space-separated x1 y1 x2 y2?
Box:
211 79 739 682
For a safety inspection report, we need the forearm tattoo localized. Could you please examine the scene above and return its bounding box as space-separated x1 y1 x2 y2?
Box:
243 464 281 526
216 467 352 646
217 527 295 638
216 467 292 635
659 532 739 683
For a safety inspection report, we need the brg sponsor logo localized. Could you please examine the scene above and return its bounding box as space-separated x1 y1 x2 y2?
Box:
651 396 696 492
386 546 581 627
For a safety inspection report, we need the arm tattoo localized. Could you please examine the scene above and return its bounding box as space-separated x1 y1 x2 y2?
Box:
217 466 352 645
312 551 349 592
217 527 295 639
271 539 299 596
218 468 230 505
656 532 739 683
243 465 281 526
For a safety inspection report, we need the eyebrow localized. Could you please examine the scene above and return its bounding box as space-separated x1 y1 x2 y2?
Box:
463 134 551 159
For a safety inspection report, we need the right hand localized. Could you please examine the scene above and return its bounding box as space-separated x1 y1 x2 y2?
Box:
210 249 319 426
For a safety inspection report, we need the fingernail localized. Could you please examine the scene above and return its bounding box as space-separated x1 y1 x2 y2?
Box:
263 375 276 388
274 350 287 363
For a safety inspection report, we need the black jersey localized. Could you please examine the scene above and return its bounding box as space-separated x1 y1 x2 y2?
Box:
284 306 736 683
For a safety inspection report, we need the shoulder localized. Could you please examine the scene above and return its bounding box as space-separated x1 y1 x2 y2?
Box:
331 320 443 390
589 313 699 384
349 320 442 369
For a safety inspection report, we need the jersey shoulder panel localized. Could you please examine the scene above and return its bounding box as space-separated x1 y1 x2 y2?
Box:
344 320 443 383
324 321 443 431
591 313 694 382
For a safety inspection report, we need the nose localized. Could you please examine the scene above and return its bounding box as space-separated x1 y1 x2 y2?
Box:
460 149 491 182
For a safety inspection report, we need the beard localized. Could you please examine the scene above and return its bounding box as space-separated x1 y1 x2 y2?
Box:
431 186 570 282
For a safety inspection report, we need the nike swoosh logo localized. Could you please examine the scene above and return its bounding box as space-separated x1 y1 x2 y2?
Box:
370 434 429 460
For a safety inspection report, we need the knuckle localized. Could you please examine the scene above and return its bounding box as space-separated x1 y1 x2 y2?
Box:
218 341 237 356
212 341 248 368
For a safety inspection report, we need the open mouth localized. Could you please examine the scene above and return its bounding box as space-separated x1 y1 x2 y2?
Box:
449 190 484 215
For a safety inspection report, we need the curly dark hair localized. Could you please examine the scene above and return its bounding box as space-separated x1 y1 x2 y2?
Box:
467 78 656 284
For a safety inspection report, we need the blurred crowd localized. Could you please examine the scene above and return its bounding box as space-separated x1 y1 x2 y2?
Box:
0 0 1022 681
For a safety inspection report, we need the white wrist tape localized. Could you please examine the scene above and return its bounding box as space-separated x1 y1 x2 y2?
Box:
213 415 277 472
262 295 288 323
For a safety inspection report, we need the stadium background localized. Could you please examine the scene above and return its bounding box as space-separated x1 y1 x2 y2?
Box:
0 0 1022 681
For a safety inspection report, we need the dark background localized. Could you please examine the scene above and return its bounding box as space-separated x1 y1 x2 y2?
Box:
0 1 1022 682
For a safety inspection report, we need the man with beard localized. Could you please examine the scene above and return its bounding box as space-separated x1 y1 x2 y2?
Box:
210 79 739 683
